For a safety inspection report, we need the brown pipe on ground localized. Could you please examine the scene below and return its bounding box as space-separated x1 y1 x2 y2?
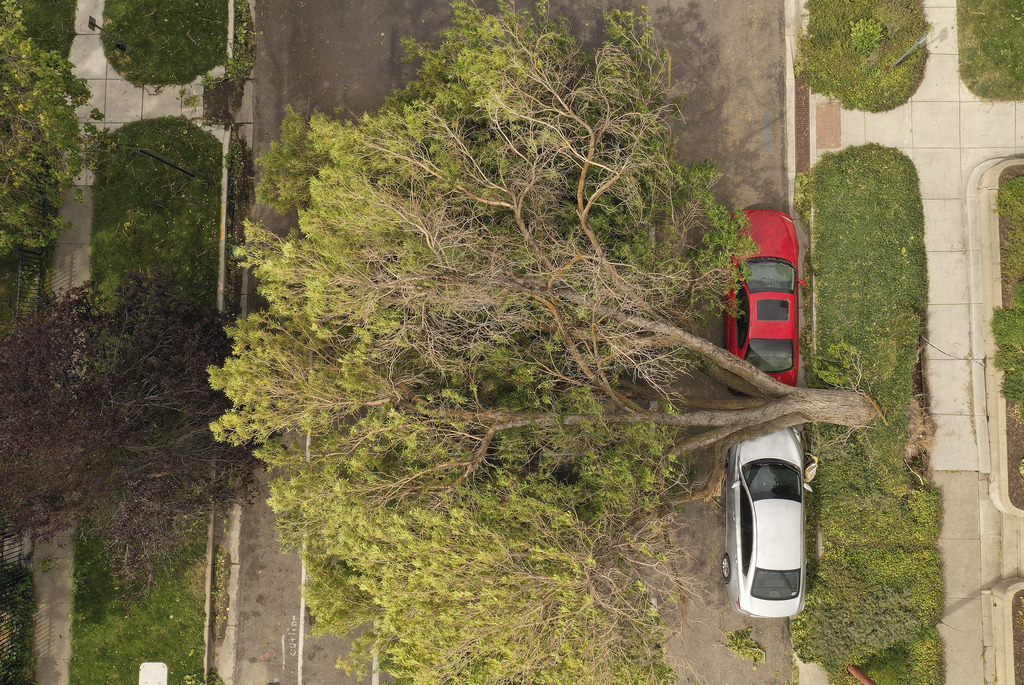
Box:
846 664 876 685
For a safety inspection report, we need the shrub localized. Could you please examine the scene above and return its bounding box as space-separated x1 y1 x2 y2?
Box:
850 19 884 53
797 0 927 111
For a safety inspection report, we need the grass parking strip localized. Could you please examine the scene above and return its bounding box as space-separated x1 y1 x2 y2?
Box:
796 0 927 111
91 117 222 308
100 0 227 85
958 0 1024 100
70 531 206 685
790 144 943 684
22 0 76 57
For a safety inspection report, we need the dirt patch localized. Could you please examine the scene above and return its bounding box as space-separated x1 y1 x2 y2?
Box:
1014 589 1024 684
998 164 1024 509
905 390 934 485
224 133 254 321
203 79 245 127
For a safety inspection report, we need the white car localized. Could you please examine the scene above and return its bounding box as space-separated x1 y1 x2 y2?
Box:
722 426 807 618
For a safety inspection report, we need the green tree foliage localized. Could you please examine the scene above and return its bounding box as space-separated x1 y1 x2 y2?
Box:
211 2 879 681
255 104 328 214
0 0 88 254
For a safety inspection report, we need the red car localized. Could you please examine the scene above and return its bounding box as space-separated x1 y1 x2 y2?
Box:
725 209 803 386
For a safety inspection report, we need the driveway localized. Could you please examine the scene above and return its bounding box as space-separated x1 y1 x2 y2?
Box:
247 0 791 682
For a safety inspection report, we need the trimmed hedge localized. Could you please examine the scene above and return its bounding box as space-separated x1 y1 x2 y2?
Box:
792 144 942 684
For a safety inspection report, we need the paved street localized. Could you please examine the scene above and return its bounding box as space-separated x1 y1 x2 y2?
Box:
215 468 368 685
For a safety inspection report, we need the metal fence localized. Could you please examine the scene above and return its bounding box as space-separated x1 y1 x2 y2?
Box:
14 245 47 320
0 526 32 684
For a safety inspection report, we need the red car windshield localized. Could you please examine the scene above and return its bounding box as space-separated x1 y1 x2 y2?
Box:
746 257 795 294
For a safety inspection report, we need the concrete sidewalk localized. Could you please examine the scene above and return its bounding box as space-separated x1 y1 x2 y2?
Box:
792 0 1024 681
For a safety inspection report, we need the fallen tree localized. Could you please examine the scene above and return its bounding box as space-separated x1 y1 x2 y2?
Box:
211 2 876 682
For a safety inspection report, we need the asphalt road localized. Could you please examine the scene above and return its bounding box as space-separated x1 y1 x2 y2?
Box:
244 0 792 682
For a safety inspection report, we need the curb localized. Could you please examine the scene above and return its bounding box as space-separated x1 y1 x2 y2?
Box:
990 577 1024 685
202 0 243 680
971 157 1024 517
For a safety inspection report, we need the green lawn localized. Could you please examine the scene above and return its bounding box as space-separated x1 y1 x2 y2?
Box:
22 0 76 57
91 117 222 308
70 532 206 685
101 0 227 85
992 174 1024 405
959 0 1024 100
790 144 943 684
797 0 927 111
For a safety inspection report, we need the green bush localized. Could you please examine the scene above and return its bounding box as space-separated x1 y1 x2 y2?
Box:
793 144 942 683
850 19 884 53
91 117 222 307
0 564 35 683
797 0 927 111
795 586 923 666
959 0 1024 100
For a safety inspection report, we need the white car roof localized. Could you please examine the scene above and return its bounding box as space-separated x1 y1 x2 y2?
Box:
752 498 803 570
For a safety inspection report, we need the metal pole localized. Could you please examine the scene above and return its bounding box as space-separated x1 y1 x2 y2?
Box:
87 16 132 52
125 147 198 180
890 32 927 69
